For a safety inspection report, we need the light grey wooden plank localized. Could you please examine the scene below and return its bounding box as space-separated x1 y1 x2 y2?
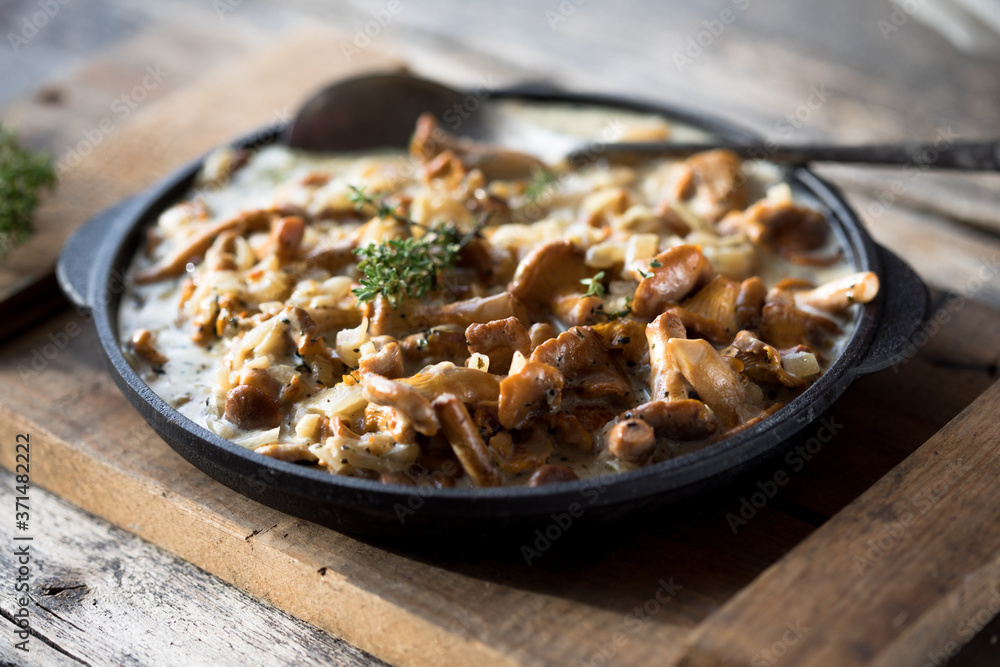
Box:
0 469 383 667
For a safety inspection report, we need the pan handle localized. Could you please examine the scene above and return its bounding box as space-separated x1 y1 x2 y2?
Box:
56 197 138 310
849 244 929 378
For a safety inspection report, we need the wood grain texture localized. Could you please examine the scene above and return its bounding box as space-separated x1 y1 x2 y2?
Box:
677 378 1000 667
0 469 383 667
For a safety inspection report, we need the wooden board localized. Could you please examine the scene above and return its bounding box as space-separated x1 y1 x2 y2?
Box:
680 379 1000 667
0 468 383 667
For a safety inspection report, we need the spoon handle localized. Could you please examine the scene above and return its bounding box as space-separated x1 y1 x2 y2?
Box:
590 140 1000 170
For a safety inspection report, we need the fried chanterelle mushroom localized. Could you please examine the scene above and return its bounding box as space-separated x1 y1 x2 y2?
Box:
121 105 878 487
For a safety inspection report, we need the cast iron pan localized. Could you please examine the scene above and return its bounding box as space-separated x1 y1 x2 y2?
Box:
56 83 928 539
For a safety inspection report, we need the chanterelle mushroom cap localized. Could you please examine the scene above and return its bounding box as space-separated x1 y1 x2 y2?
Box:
509 240 590 308
632 244 713 318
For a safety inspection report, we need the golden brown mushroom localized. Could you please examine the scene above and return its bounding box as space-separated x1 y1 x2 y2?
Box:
224 384 282 430
622 398 717 441
498 360 564 430
410 113 544 181
433 393 501 487
530 326 631 399
529 464 580 486
358 341 404 379
466 316 531 375
129 329 168 367
632 245 713 318
361 373 440 436
646 312 688 401
606 419 656 463
666 338 760 429
792 271 880 313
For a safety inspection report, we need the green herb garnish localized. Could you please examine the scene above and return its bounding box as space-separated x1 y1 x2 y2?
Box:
353 224 464 309
349 185 398 221
525 169 557 203
0 125 55 257
349 185 483 309
580 271 606 299
596 296 633 321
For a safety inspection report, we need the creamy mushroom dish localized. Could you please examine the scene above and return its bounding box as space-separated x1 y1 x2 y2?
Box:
121 102 878 487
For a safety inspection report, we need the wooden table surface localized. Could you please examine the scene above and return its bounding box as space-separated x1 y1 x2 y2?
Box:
2 1 1000 665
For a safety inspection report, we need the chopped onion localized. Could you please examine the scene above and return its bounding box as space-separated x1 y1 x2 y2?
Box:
782 350 821 377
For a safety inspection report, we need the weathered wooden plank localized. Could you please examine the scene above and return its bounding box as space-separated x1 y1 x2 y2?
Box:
0 469 383 667
677 378 1000 666
840 189 1000 309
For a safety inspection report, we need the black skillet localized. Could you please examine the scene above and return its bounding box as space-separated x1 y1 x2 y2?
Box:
56 83 928 539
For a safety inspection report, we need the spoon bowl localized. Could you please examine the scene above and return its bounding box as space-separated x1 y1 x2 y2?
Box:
286 72 1000 170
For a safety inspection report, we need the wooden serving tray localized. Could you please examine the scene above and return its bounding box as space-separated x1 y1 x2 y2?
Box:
4 25 1000 667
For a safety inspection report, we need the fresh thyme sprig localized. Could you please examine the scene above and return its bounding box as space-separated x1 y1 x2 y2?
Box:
580 271 606 299
348 185 484 308
0 124 55 258
348 185 401 222
524 169 557 203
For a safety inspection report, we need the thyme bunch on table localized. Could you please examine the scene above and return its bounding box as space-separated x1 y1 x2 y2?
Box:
348 186 483 309
0 124 56 258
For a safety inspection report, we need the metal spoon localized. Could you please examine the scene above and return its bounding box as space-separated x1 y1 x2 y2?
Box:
285 73 1000 170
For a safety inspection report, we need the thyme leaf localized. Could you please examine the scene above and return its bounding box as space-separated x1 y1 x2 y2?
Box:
580 271 606 299
525 169 557 203
349 185 485 309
